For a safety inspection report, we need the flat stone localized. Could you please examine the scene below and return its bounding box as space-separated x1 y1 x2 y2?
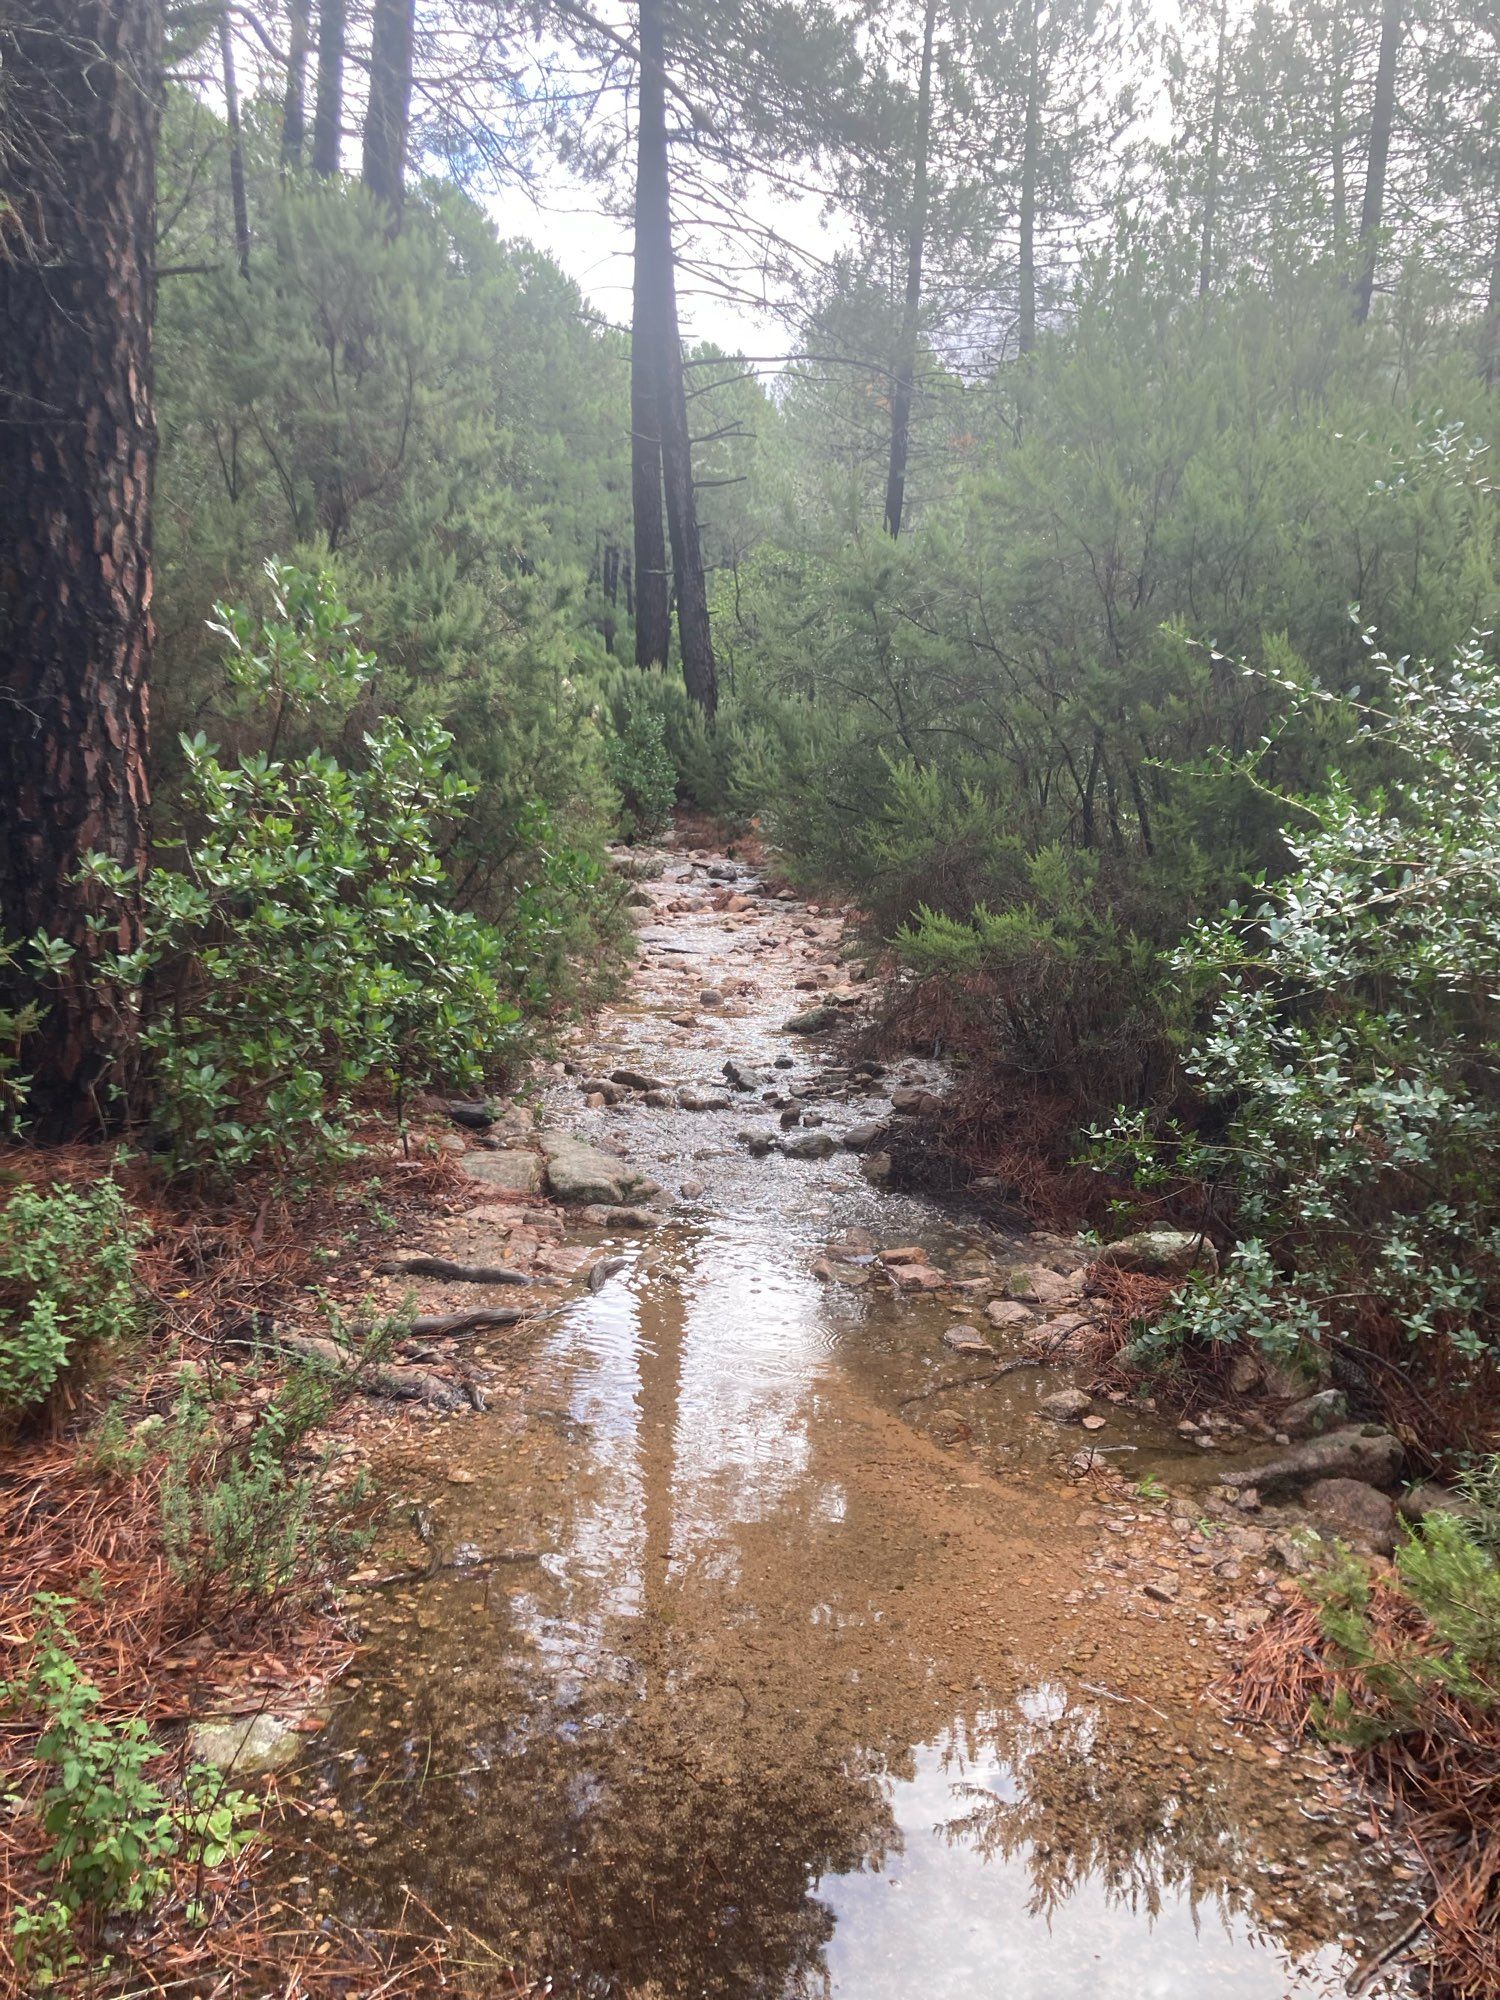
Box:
783 1130 839 1159
1040 1388 1094 1423
1223 1427 1403 1497
189 1713 309 1776
462 1150 543 1195
678 1088 731 1111
889 1086 942 1116
1005 1264 1077 1306
942 1326 995 1357
611 1067 669 1093
1093 1228 1219 1278
984 1299 1034 1332
541 1132 658 1206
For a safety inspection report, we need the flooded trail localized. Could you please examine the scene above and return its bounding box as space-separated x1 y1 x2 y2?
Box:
288 840 1418 1998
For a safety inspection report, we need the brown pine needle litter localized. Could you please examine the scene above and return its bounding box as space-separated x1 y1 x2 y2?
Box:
0 1131 534 1996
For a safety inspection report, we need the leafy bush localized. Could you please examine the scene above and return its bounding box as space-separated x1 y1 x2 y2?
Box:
1107 627 1500 1444
603 677 678 840
3 1596 253 1976
86 564 525 1180
0 1181 144 1420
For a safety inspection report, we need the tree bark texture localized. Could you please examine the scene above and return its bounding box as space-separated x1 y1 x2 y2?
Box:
0 0 160 1134
282 0 311 166
311 0 345 176
883 0 936 538
1352 0 1402 324
363 0 415 223
630 0 672 670
220 7 251 277
1017 0 1040 354
1197 0 1227 300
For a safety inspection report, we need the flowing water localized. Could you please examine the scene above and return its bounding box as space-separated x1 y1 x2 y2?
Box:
286 848 1417 1998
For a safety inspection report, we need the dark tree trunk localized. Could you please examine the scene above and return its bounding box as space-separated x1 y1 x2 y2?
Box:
630 0 672 670
658 294 717 714
311 0 345 176
0 0 160 1135
1483 205 1500 386
363 0 415 223
1329 0 1347 245
1197 0 1228 300
883 0 936 539
220 8 251 277
1353 0 1402 324
282 0 311 167
1017 0 1041 354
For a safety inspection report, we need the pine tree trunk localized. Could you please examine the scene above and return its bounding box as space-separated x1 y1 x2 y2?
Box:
1484 205 1500 387
1197 0 1228 300
883 0 936 539
1353 0 1402 324
0 0 160 1136
630 0 672 670
1329 0 1347 246
1017 0 1041 354
220 8 251 277
282 0 311 167
311 0 345 176
363 0 415 222
659 290 718 714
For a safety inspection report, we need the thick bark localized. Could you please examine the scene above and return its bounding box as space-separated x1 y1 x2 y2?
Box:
311 0 345 176
1017 0 1040 355
883 0 936 539
658 294 717 714
1197 0 1228 300
282 0 311 167
363 0 415 222
630 0 671 670
0 0 160 1135
1352 0 1402 324
220 8 251 278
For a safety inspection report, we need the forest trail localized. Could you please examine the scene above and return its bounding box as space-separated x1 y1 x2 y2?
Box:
283 834 1419 1999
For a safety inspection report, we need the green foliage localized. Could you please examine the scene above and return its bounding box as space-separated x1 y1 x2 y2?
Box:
603 678 678 840
88 565 523 1180
0 1182 144 1420
2 1596 253 1976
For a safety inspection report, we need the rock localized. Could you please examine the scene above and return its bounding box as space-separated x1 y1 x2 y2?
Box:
889 1085 943 1116
860 1151 893 1183
1093 1229 1218 1279
984 1299 1034 1333
1303 1478 1398 1554
679 1179 706 1200
1227 1352 1261 1395
462 1150 543 1195
783 1130 839 1159
610 1067 668 1094
1398 1483 1481 1530
443 1099 494 1129
783 1005 838 1035
189 1713 308 1776
722 1059 766 1091
678 1088 731 1111
699 989 724 1007
1040 1388 1095 1424
577 1204 659 1230
841 1121 888 1151
1222 1427 1403 1497
942 1326 995 1357
541 1132 658 1206
887 1263 946 1292
1282 1388 1349 1439
1004 1264 1077 1307
739 1129 778 1157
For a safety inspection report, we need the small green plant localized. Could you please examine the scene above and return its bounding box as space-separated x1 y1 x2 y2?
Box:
603 679 677 841
0 1181 144 1420
1134 1473 1168 1502
2 1597 253 1978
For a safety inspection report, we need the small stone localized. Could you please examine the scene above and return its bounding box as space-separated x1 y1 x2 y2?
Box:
783 1130 839 1159
1040 1388 1094 1423
1092 1228 1219 1279
942 1327 995 1357
985 1299 1033 1333
1081 1413 1107 1431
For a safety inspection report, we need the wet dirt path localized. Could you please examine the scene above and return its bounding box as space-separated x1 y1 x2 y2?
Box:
287 840 1418 1998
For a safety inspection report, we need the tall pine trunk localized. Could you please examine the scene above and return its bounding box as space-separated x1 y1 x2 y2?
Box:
1352 0 1402 324
311 0 345 176
282 0 311 167
883 0 936 539
363 0 415 222
1197 0 1228 300
0 0 160 1135
658 279 717 714
1017 0 1041 354
1484 206 1500 386
630 0 671 671
220 7 251 277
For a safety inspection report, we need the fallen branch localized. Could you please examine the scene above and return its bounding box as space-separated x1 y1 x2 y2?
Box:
276 1333 465 1412
378 1255 529 1287
354 1307 526 1339
898 1357 1048 1408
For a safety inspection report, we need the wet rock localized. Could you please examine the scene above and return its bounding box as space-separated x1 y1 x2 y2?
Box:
779 1106 802 1128
577 1204 659 1230
861 1152 893 1183
889 1085 943 1116
984 1299 1034 1333
723 1059 767 1091
841 1120 888 1151
462 1150 543 1195
1222 1427 1403 1497
887 1262 946 1292
1281 1388 1349 1438
783 1130 839 1160
707 862 738 881
610 1067 668 1094
643 1089 675 1108
699 989 724 1007
739 1129 778 1157
942 1325 996 1356
1303 1478 1398 1554
783 1004 838 1035
442 1099 495 1129
679 1179 706 1200
1041 1387 1095 1423
678 1088 731 1111
1004 1264 1077 1306
1398 1482 1481 1530
1092 1228 1218 1278
541 1133 659 1206
189 1712 309 1776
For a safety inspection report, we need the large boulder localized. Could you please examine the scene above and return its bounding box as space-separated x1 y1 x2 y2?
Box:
1303 1478 1398 1555
1093 1228 1218 1279
462 1150 543 1195
541 1132 659 1206
1222 1427 1403 1497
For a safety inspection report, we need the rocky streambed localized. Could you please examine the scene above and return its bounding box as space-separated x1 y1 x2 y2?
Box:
275 835 1425 1998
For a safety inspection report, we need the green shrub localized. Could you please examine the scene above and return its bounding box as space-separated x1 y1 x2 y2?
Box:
84 564 525 1181
3 1596 253 1977
0 1182 144 1420
603 677 677 840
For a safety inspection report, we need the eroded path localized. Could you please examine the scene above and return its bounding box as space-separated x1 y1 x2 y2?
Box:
287 839 1418 1998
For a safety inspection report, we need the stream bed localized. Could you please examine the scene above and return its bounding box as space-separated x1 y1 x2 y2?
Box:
284 845 1418 1998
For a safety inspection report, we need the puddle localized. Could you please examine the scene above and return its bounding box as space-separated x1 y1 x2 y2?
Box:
288 854 1415 1996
